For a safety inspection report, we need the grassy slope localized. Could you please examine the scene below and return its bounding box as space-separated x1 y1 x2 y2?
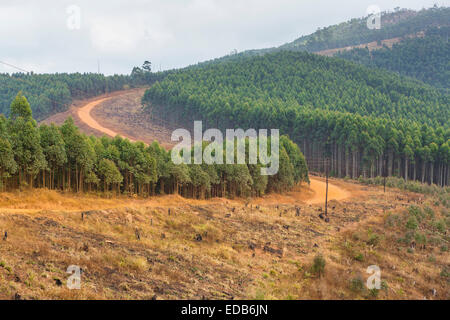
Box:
0 180 448 300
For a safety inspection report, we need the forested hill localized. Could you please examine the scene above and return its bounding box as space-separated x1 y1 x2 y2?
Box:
335 27 450 89
230 6 449 57
198 7 449 90
0 73 136 121
143 50 450 186
146 51 448 127
279 6 449 52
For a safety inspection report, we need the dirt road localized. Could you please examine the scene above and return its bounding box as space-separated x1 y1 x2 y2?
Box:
77 97 136 142
305 178 350 204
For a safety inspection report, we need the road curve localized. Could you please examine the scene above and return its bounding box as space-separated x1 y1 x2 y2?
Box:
306 178 350 204
77 96 136 142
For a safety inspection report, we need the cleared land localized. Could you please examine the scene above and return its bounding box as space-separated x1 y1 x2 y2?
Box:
0 176 448 300
41 88 174 149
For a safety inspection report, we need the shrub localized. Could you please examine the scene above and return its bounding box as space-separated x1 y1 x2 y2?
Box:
310 254 326 278
434 220 446 233
408 205 424 222
424 206 435 219
441 267 449 279
368 288 380 298
406 216 418 230
350 277 365 293
414 232 427 245
354 253 364 262
367 233 380 246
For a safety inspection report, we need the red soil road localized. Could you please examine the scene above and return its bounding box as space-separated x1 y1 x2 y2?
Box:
77 97 137 142
305 178 350 204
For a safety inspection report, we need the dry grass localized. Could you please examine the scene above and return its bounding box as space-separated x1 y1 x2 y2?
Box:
0 179 448 300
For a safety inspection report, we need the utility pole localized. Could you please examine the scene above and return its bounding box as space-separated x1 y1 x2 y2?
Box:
325 158 329 217
383 154 387 193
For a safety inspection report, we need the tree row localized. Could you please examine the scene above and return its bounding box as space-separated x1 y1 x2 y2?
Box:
0 93 309 198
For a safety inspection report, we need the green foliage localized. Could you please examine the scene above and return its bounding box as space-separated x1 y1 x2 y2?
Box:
441 266 450 280
360 177 450 196
354 253 364 262
406 216 419 230
367 233 380 247
350 277 365 293
0 93 308 198
310 254 326 278
0 73 135 120
143 48 449 187
280 7 450 53
434 219 446 233
145 51 448 127
408 205 424 222
98 159 123 190
10 92 32 120
337 27 450 89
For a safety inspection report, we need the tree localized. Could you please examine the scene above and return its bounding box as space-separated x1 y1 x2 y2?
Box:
10 92 32 121
142 61 152 72
98 159 123 194
0 129 17 191
39 124 67 189
60 117 95 192
8 116 46 189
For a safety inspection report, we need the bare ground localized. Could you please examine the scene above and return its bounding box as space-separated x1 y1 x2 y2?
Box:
0 180 448 300
41 88 175 149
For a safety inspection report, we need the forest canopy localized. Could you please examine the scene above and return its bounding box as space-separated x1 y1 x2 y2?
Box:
336 27 450 89
143 50 449 186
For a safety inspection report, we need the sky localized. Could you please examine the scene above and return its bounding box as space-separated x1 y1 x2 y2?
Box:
0 0 448 75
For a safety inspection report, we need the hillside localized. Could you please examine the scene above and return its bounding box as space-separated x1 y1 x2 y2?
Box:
204 7 449 90
279 7 449 53
0 177 448 300
143 50 449 186
335 27 450 89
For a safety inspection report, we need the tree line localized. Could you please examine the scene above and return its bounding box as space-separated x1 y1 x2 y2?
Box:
0 73 133 121
0 61 167 121
0 93 309 198
142 51 449 186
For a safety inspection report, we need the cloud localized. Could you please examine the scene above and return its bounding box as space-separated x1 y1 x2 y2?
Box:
0 0 447 75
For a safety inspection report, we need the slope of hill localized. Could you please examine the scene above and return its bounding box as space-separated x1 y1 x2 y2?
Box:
335 27 450 89
0 177 448 300
143 51 450 186
279 7 449 53
196 7 449 91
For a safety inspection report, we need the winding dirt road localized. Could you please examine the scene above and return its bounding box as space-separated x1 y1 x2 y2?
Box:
77 97 136 142
76 94 351 203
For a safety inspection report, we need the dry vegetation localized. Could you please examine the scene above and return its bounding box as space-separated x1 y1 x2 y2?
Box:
0 178 448 300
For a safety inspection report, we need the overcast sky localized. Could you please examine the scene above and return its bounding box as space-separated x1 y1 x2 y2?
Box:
0 0 448 75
